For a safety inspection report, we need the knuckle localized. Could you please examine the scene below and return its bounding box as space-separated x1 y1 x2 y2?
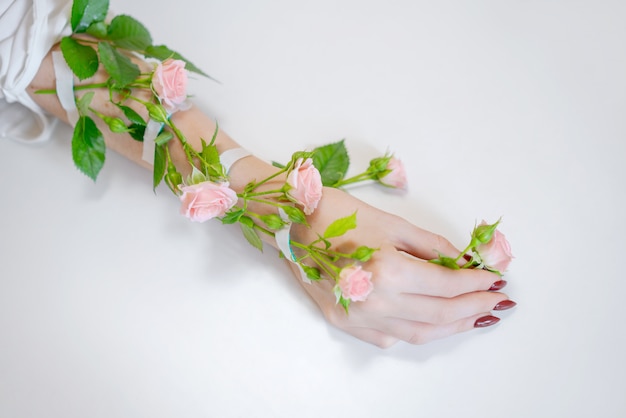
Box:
433 233 453 255
360 294 386 315
407 331 431 345
430 306 454 325
375 336 399 349
323 306 346 328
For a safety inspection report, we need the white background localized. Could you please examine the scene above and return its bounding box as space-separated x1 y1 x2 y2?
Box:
1 0 625 417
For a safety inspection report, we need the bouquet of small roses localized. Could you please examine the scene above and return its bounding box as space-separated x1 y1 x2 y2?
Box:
44 0 513 314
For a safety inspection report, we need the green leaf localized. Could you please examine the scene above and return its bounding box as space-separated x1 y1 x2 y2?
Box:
323 211 357 239
312 140 349 187
72 116 106 181
201 141 220 166
271 161 285 169
153 144 166 190
117 105 146 126
98 41 140 87
86 21 108 38
107 15 152 51
200 140 224 179
221 208 245 225
240 221 263 252
351 246 377 262
71 0 109 33
144 44 210 78
60 37 99 80
128 123 146 141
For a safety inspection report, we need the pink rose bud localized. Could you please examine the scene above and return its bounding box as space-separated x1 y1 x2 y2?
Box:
179 181 238 222
476 226 514 273
286 157 323 215
152 59 190 113
379 157 408 189
338 265 374 302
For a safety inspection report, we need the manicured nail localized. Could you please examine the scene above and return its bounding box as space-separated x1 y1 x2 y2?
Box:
474 315 500 328
488 280 507 291
494 300 517 311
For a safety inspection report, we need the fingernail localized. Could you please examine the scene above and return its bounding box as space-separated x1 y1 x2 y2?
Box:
488 280 507 291
474 315 500 328
494 300 517 311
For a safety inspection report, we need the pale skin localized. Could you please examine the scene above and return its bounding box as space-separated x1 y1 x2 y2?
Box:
28 43 515 348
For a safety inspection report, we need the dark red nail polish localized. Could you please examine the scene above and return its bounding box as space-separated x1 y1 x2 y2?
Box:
489 280 507 291
474 315 500 328
494 300 517 311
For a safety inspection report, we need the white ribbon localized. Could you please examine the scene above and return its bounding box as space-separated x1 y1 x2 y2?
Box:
51 51 78 126
276 208 310 284
141 119 163 164
220 147 252 173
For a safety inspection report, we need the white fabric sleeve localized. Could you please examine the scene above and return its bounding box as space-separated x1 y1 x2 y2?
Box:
0 0 72 143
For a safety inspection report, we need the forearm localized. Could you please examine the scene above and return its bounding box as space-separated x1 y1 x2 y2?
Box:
27 43 283 227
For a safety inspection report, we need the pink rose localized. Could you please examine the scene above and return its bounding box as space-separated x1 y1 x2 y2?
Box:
286 157 323 215
338 265 374 302
179 181 238 222
152 59 190 112
476 226 514 273
379 157 407 189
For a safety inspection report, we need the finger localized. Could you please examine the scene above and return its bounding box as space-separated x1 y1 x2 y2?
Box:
341 327 399 349
367 290 509 324
377 250 502 297
391 221 461 260
375 312 499 345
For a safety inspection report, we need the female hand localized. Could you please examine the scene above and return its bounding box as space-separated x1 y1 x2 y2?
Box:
289 187 514 348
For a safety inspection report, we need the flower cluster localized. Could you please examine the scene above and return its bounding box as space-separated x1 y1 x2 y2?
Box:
430 219 514 275
172 140 395 312
152 59 191 113
49 0 512 314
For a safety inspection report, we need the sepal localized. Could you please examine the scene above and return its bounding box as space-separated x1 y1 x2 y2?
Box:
260 214 286 230
429 255 461 270
472 219 501 245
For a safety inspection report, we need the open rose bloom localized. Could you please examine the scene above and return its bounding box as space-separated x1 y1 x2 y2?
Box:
286 157 323 215
338 265 374 302
152 59 191 113
476 227 514 273
179 181 238 222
